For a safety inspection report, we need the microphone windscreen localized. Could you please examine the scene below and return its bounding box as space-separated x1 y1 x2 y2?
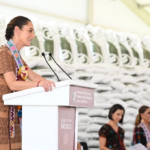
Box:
49 53 52 56
41 52 45 56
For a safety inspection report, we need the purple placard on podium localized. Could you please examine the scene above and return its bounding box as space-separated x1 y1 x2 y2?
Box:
58 107 76 150
69 86 94 107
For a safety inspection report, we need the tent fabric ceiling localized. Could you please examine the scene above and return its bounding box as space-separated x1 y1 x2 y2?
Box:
135 0 150 5
134 0 150 15
144 7 150 15
0 0 150 35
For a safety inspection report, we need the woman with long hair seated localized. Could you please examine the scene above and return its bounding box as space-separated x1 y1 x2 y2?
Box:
98 104 126 150
131 106 150 149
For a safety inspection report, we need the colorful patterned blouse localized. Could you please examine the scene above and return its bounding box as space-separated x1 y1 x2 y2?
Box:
98 124 125 150
131 126 147 148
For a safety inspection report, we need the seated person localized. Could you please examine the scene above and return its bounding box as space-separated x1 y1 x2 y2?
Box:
131 106 150 149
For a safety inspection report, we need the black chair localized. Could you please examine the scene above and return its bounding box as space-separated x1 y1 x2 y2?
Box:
79 142 88 150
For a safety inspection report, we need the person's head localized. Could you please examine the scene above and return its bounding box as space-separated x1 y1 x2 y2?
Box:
108 104 125 124
5 16 35 47
135 106 150 126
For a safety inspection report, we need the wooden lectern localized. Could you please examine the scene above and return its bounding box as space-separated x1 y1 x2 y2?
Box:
3 80 97 150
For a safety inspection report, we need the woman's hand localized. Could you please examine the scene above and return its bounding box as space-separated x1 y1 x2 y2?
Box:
27 66 56 92
77 143 81 150
39 80 56 92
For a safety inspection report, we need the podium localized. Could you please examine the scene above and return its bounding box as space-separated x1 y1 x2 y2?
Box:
3 80 97 150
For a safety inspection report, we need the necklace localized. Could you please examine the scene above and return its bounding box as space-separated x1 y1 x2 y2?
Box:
6 39 23 68
6 39 29 139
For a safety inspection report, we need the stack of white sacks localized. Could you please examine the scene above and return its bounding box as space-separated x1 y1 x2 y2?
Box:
1 15 150 150
76 27 150 150
79 69 150 150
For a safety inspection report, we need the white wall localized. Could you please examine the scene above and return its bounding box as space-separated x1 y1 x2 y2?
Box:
0 0 150 35
94 0 150 35
0 0 87 23
0 3 85 28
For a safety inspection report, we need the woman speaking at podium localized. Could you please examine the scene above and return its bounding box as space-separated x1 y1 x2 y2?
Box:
0 16 55 150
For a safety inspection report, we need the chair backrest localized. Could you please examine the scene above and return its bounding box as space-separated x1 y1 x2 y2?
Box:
105 30 122 66
126 32 144 66
73 28 93 64
43 27 55 60
41 21 61 62
57 25 78 64
141 36 150 67
117 32 134 67
86 25 107 64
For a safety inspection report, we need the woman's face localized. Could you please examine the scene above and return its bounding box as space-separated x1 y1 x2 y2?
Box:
112 109 124 124
141 108 150 123
17 21 35 47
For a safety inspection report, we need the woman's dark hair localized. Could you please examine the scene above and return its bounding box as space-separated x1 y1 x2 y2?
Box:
135 106 149 126
5 16 31 40
108 104 125 124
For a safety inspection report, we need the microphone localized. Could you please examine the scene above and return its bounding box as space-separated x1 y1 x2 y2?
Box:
49 53 72 80
41 52 60 82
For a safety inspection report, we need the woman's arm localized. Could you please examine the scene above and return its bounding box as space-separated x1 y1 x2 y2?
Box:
28 67 46 81
77 143 81 150
4 71 55 92
123 141 127 150
99 137 111 150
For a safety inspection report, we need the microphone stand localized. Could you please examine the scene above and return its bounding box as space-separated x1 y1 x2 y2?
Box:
49 53 72 80
41 53 60 82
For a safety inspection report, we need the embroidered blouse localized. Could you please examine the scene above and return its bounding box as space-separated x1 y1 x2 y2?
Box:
131 126 147 148
99 124 125 150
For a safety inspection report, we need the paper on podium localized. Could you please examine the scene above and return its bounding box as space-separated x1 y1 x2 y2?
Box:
130 143 147 150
